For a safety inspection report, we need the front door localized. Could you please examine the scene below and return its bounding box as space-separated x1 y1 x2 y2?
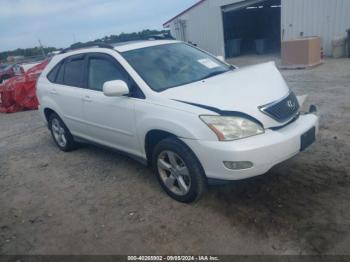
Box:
81 53 139 156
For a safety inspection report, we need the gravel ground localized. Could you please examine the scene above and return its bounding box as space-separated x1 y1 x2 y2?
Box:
0 57 349 255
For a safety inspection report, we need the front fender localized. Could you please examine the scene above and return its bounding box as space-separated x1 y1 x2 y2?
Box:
135 102 217 155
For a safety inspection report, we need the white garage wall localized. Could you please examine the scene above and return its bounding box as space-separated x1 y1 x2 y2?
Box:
281 0 350 56
166 0 350 57
166 0 245 57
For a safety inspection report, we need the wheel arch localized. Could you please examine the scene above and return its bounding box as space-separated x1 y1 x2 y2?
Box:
42 106 65 130
143 128 205 171
137 113 204 164
39 95 65 124
144 129 177 166
44 108 56 123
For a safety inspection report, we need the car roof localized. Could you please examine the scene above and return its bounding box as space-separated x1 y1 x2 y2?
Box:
53 40 181 59
112 40 180 52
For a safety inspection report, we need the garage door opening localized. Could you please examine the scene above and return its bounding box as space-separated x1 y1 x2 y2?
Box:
222 0 281 58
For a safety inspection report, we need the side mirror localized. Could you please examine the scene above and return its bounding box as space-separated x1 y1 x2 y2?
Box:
216 56 225 62
103 80 129 97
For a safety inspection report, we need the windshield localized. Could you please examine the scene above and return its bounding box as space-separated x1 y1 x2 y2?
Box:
122 43 231 92
0 65 11 72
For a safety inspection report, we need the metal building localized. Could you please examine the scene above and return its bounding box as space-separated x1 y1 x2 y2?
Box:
163 0 350 57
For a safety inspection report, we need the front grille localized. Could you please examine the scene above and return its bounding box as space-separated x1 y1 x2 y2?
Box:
259 92 300 123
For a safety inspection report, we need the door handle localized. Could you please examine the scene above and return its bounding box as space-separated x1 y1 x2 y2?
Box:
82 96 92 102
49 89 58 95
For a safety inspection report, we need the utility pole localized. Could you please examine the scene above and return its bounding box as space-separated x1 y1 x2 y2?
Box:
38 39 46 57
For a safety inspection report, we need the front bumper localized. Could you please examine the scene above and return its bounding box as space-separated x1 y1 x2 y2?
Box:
182 113 319 181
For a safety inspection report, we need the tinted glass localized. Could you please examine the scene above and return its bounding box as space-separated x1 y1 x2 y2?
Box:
122 43 231 92
47 63 61 82
88 58 126 91
56 63 64 84
63 58 84 87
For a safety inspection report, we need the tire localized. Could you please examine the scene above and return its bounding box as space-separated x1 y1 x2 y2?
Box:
152 137 207 203
48 113 77 152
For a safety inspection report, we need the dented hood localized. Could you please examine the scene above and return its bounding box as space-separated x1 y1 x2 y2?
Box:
162 62 291 128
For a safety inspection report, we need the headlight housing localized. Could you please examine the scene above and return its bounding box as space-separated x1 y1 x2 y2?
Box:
200 115 264 141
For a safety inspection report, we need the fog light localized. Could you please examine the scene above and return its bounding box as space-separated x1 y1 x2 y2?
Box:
223 161 253 170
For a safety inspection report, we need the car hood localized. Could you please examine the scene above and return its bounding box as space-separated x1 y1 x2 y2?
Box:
162 62 290 128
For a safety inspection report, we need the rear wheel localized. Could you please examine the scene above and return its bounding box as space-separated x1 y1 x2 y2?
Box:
152 137 207 203
49 113 77 152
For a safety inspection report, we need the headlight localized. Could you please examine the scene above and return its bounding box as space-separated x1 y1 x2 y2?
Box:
200 115 264 141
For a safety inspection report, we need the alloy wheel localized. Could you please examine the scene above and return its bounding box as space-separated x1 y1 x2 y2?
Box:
51 118 67 148
157 150 191 196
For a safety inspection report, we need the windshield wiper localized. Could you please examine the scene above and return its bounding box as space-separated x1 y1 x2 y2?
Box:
201 70 228 80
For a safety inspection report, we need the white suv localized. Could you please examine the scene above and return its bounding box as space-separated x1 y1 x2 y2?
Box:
37 40 319 202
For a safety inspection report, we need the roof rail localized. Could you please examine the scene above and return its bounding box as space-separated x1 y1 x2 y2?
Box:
59 42 114 54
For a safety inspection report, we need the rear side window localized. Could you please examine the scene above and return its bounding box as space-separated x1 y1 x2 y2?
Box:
88 58 126 91
47 63 61 82
63 57 85 87
56 63 65 84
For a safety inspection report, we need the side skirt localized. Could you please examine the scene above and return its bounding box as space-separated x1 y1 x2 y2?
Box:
73 136 148 166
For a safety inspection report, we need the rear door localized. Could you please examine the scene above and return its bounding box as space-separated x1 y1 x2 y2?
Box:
47 54 87 136
81 53 139 155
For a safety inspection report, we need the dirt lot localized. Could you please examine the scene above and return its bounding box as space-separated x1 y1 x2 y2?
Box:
0 56 349 255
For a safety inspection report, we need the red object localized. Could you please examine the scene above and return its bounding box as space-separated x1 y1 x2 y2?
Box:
0 60 49 113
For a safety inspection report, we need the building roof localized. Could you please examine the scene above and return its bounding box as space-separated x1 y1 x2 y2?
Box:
163 0 206 27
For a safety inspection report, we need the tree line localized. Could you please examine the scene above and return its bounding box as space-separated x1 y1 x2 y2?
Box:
0 29 172 61
0 47 57 61
71 29 172 49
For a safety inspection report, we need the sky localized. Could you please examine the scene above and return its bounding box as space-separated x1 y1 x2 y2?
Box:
0 0 198 52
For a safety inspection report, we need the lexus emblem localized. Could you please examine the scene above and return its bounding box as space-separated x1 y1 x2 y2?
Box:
287 100 296 109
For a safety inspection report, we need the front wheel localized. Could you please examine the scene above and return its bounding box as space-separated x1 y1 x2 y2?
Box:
152 138 207 203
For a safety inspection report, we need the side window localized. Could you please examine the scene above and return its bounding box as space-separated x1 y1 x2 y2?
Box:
47 63 61 83
56 62 65 84
63 57 85 87
88 57 126 91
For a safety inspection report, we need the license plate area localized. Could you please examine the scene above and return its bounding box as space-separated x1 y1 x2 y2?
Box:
300 127 316 151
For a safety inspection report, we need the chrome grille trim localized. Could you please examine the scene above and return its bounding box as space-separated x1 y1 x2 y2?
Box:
259 91 300 123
